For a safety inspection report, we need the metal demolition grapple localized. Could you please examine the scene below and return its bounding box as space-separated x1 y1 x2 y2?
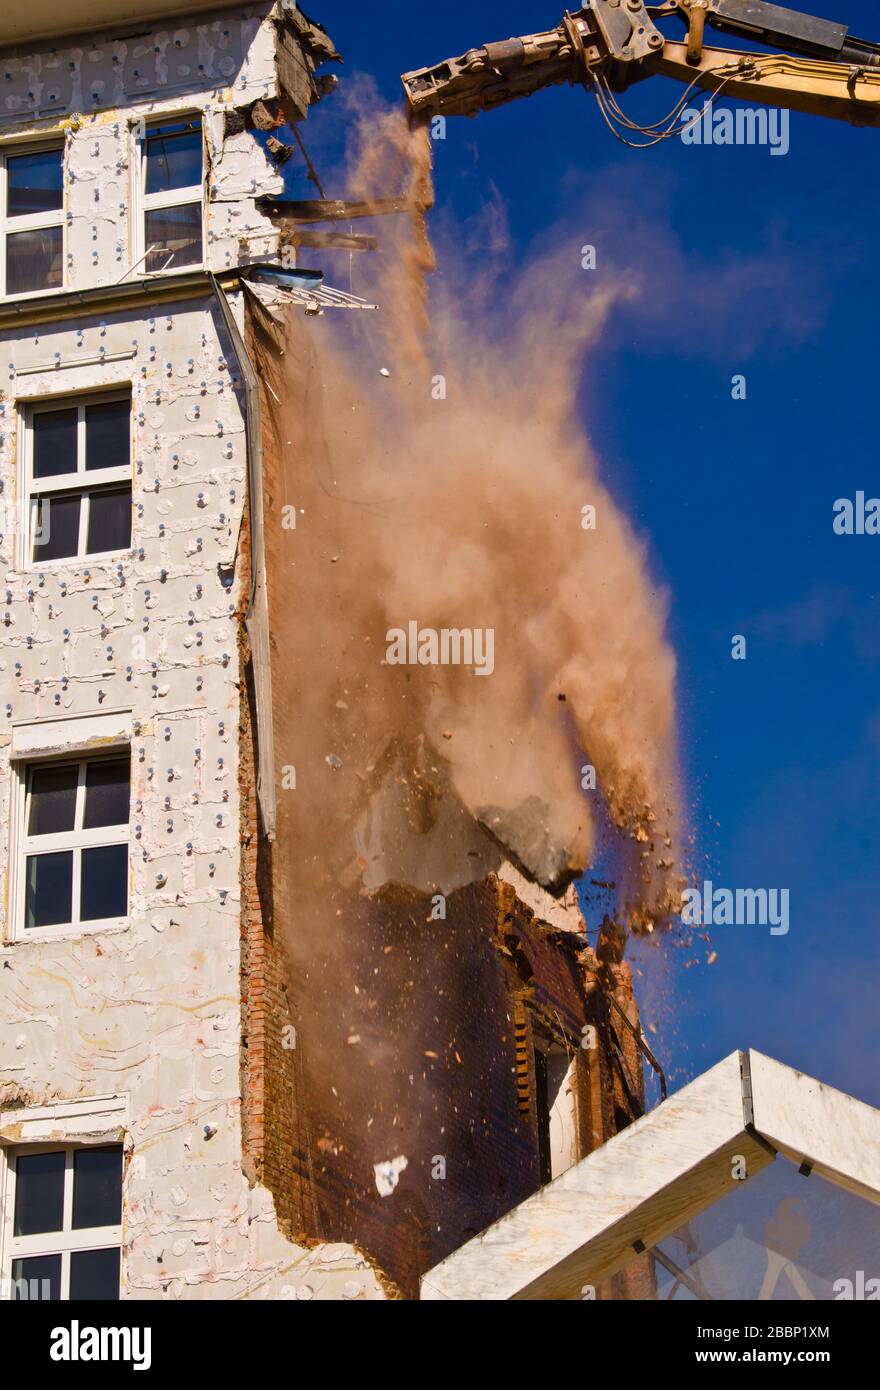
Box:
401 1 880 133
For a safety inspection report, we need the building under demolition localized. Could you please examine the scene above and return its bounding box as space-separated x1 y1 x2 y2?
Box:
0 0 655 1302
5 0 876 1308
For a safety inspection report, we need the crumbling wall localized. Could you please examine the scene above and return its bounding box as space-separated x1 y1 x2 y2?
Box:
0 0 653 1301
250 304 649 1299
237 599 300 1238
0 3 321 287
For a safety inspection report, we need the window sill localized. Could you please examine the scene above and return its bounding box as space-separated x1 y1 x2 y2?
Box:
6 917 130 946
0 285 65 305
20 546 135 575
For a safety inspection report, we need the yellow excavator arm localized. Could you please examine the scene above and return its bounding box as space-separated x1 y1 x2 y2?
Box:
401 1 880 134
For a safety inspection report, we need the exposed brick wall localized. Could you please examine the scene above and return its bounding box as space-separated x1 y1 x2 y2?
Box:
237 495 301 1239
278 875 647 1297
285 878 542 1297
243 300 654 1297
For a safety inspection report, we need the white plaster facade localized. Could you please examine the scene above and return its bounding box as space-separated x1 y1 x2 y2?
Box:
0 1 385 1300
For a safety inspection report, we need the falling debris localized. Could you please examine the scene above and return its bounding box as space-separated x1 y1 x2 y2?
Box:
239 93 685 1299
374 1155 408 1196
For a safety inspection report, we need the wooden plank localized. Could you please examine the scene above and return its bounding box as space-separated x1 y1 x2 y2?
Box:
293 231 378 252
261 197 411 223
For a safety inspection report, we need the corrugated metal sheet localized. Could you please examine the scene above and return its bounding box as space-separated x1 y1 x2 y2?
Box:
244 274 378 314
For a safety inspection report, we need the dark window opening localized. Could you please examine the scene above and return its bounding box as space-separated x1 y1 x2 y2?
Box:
33 408 77 479
144 203 202 272
11 1253 62 1299
83 758 130 830
4 146 64 295
614 1104 634 1134
28 763 78 835
534 1046 553 1185
28 394 132 563
73 1147 124 1230
13 1150 65 1236
70 1246 120 1300
86 400 130 470
86 485 132 555
81 843 128 921
7 149 63 217
22 753 130 932
144 119 202 195
6 225 63 295
9 1145 123 1301
25 849 74 929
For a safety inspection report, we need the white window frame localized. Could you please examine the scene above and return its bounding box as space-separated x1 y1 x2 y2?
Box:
0 1143 122 1301
20 388 133 571
133 113 205 277
0 139 65 301
10 747 131 943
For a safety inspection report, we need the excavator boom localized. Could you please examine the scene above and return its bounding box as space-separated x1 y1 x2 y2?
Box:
401 1 880 131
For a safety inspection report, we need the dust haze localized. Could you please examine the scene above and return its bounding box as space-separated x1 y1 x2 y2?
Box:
254 107 682 936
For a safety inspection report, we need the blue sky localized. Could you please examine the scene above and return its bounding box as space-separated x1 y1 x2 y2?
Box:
302 2 879 1105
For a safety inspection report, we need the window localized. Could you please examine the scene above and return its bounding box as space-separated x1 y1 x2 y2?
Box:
3 1146 122 1300
25 393 132 565
0 144 64 297
16 751 130 937
533 1039 579 1184
140 117 203 273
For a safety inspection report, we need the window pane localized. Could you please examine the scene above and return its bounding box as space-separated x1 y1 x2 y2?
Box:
86 485 131 554
26 850 73 928
11 1254 61 1301
145 202 202 272
81 843 128 921
83 759 130 830
13 1151 65 1235
86 400 130 471
7 148 63 217
145 122 202 194
70 1247 120 1300
28 763 78 835
34 492 81 562
33 407 77 479
73 1147 123 1229
6 224 63 295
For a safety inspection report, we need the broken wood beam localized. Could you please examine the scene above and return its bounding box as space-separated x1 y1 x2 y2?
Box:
292 230 378 252
259 197 411 222
249 97 288 131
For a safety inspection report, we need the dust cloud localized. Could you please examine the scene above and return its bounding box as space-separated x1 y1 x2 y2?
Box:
254 108 682 934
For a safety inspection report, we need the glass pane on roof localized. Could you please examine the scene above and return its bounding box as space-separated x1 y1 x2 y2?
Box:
598 1155 880 1300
